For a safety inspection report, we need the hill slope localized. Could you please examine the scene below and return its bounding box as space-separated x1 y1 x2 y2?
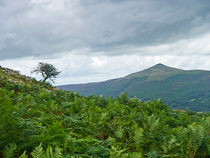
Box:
58 64 210 112
0 65 210 157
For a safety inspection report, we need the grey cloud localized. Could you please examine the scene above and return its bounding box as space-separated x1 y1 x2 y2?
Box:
1 53 210 85
0 0 210 59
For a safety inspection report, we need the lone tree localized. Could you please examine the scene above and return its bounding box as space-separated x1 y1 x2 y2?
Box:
32 62 61 83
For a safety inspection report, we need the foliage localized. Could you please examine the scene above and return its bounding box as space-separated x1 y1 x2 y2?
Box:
32 62 61 83
0 66 209 157
3 144 17 158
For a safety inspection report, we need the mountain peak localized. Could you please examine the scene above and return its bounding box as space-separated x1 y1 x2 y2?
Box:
151 63 169 68
148 63 182 72
124 63 182 79
155 63 166 66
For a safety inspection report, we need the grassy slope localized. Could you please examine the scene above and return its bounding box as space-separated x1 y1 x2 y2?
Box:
58 64 210 112
0 65 210 157
0 66 43 86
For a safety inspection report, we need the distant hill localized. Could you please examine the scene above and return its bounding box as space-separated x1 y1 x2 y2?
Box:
57 64 210 112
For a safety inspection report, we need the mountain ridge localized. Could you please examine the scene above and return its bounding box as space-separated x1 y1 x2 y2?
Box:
57 64 210 112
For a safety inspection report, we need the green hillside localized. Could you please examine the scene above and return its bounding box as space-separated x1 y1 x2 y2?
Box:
0 65 210 157
58 64 210 112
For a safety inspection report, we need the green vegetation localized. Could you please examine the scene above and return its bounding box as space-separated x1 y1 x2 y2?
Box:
0 65 210 157
32 62 61 83
58 64 210 112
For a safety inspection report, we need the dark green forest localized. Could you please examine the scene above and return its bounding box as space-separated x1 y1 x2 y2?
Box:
0 66 210 157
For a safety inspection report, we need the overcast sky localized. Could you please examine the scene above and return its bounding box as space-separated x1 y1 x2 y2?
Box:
0 0 210 85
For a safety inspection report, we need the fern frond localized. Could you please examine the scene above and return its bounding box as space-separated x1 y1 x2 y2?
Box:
31 143 44 158
46 146 53 158
54 147 63 158
115 126 124 140
44 146 63 158
3 144 17 158
133 127 144 149
19 151 27 158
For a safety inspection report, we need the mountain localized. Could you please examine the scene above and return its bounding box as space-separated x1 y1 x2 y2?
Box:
57 63 210 112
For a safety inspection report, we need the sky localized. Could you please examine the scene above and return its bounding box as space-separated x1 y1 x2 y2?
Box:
0 0 210 85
